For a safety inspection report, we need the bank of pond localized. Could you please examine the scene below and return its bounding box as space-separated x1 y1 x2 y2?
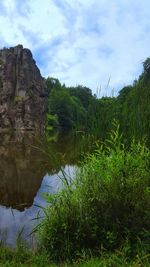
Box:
0 126 149 266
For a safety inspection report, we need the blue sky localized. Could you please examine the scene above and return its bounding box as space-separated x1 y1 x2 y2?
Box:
0 0 150 95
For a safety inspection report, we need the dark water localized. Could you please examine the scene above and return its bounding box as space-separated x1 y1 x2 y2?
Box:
0 131 94 247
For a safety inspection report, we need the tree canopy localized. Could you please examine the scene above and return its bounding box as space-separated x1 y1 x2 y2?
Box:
46 57 150 144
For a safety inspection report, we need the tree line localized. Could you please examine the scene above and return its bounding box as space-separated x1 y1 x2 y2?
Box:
46 57 150 143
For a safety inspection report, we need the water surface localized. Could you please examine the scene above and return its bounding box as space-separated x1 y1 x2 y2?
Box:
0 131 94 246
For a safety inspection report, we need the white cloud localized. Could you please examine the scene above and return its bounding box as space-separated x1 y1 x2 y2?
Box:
0 0 150 95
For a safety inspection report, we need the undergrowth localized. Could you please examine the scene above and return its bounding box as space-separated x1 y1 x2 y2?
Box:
0 123 149 266
38 123 150 262
0 245 149 266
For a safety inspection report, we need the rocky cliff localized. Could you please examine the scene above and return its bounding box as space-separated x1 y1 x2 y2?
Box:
0 44 47 132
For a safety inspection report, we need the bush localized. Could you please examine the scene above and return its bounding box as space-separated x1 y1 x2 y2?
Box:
39 125 150 261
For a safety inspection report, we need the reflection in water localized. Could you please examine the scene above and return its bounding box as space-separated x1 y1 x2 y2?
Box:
0 133 47 211
0 166 75 247
0 131 95 246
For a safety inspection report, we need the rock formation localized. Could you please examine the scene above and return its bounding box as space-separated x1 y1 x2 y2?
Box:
0 44 47 133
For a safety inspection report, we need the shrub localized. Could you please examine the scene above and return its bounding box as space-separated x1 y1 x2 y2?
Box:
39 125 150 261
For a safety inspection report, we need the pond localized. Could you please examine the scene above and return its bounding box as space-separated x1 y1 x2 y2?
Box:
0 131 95 247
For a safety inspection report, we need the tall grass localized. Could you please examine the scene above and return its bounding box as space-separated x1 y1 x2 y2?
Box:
0 245 149 266
0 124 149 266
38 123 150 262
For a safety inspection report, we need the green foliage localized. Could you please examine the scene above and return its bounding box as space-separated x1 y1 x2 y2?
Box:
46 77 100 131
117 79 150 143
125 58 150 143
139 57 150 81
45 57 150 142
0 245 149 267
46 77 117 134
95 97 116 135
67 85 93 110
0 245 54 267
117 86 133 104
46 77 62 94
77 251 150 267
46 114 59 131
48 89 75 128
48 87 86 129
38 126 150 262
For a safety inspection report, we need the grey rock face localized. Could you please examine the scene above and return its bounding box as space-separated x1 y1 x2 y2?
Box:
0 44 47 133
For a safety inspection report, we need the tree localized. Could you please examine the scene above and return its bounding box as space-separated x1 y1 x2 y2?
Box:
139 58 150 81
67 85 93 109
48 88 86 129
46 77 62 94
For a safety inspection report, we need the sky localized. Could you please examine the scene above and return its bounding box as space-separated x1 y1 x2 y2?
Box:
0 0 150 96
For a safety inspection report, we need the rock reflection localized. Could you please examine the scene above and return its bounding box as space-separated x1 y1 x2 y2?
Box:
0 132 47 211
0 130 94 246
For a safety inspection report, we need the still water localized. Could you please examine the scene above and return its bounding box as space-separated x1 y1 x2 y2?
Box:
0 131 94 247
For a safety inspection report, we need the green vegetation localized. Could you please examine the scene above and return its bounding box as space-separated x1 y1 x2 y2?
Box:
38 124 150 263
0 134 149 264
0 245 53 267
0 245 149 266
46 80 87 130
46 114 59 132
1 59 150 266
1 125 149 266
46 58 150 144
